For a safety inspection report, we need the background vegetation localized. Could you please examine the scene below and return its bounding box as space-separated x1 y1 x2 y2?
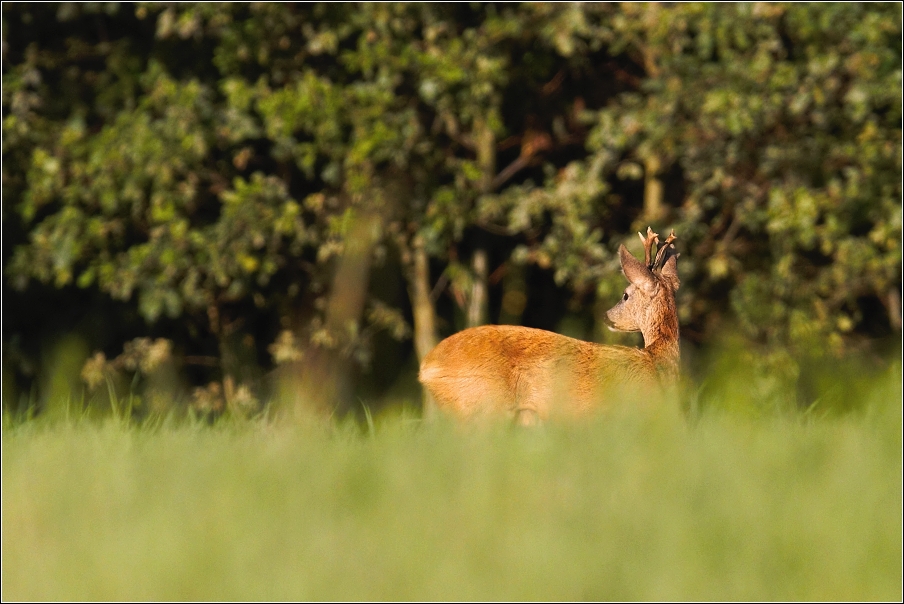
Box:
3 2 900 419
2 4 901 600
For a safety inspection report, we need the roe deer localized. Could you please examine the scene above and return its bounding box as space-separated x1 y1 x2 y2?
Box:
419 227 680 424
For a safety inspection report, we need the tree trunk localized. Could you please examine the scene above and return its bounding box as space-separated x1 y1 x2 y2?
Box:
475 116 496 194
468 115 496 328
467 248 489 327
406 235 440 417
297 208 381 418
643 154 665 224
887 287 902 331
409 237 438 362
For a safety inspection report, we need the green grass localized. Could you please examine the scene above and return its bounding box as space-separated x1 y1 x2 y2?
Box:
3 374 902 600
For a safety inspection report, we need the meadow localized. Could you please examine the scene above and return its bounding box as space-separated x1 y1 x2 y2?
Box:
2 362 902 601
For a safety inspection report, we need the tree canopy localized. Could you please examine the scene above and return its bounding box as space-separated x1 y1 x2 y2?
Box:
3 2 900 417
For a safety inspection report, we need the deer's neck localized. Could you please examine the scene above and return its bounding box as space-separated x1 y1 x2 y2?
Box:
640 300 680 380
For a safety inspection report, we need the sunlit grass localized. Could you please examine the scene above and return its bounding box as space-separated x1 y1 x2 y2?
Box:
3 361 901 601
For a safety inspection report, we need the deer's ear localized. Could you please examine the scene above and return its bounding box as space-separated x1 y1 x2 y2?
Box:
661 253 680 291
619 244 657 294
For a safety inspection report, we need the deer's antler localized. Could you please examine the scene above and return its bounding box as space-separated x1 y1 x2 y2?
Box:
652 229 677 271
637 226 660 269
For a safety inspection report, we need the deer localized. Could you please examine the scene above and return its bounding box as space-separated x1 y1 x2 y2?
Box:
418 227 680 424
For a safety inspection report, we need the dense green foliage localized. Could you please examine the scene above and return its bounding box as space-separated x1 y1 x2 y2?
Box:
3 7 900 599
2 3 901 416
3 370 901 600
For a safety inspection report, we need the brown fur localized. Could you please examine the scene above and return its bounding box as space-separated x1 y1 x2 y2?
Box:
419 229 681 423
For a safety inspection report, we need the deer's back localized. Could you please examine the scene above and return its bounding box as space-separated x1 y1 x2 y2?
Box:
419 325 655 420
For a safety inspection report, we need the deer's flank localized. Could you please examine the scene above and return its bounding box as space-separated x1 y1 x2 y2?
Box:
419 227 681 423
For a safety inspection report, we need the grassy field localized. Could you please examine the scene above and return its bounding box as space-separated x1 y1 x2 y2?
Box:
2 366 902 600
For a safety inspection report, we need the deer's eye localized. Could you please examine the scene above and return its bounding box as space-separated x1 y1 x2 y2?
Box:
623 292 629 301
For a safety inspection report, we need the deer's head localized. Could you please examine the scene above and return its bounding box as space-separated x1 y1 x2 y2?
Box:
605 228 680 335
